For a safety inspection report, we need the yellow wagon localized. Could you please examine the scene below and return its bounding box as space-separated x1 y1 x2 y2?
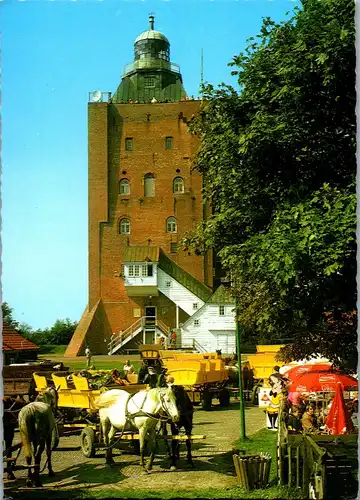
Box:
33 370 205 458
140 346 230 410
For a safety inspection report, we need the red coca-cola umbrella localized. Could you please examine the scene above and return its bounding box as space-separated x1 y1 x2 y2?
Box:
288 370 358 393
324 382 354 435
284 363 332 382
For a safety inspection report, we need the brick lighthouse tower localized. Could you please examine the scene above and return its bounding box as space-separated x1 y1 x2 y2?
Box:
65 16 214 356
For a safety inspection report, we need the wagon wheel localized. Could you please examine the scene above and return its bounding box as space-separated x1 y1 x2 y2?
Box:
81 427 97 458
55 408 65 424
201 390 212 411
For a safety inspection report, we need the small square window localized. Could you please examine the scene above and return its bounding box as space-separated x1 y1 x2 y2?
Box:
194 319 200 327
125 138 133 151
219 305 225 316
166 281 172 288
134 308 141 318
193 303 198 310
170 242 177 254
165 136 173 150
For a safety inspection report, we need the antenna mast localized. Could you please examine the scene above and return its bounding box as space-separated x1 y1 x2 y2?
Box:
200 48 204 97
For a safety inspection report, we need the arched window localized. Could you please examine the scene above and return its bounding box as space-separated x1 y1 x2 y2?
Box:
166 217 177 233
173 177 184 193
144 173 155 197
119 218 130 234
119 179 130 195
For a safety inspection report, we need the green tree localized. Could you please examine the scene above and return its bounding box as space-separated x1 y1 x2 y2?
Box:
184 0 356 369
2 302 19 329
48 318 77 345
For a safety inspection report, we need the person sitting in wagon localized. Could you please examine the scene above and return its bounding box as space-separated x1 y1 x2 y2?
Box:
110 368 129 386
123 360 135 380
144 365 158 388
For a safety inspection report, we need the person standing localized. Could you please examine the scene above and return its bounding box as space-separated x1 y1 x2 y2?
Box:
85 346 92 368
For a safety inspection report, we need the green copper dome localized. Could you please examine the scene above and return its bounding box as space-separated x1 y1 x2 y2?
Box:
134 30 169 44
112 15 187 103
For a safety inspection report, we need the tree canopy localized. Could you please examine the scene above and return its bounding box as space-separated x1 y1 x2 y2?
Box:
184 0 356 370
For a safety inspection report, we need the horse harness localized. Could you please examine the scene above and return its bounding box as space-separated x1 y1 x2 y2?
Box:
104 389 173 450
125 390 173 425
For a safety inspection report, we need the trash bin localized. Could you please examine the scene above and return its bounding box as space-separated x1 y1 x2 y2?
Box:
233 452 272 490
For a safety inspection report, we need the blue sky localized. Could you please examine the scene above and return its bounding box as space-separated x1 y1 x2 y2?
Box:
2 0 299 330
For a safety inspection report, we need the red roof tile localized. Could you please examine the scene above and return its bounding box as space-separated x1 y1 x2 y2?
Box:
2 323 39 351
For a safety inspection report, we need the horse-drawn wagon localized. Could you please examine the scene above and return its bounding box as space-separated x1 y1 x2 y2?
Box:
140 345 231 410
3 361 70 399
32 370 205 460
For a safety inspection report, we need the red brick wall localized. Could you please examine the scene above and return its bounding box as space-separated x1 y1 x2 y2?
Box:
88 100 212 337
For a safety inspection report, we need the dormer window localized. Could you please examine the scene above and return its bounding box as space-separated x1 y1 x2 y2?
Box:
128 263 153 277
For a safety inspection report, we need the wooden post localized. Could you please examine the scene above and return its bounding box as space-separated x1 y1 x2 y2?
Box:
288 444 292 487
296 445 301 489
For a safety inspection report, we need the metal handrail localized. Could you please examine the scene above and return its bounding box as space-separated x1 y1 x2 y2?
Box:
156 319 170 335
109 316 172 354
122 59 180 76
193 339 207 353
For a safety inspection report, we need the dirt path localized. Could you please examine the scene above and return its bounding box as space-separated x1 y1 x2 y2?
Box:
6 401 265 497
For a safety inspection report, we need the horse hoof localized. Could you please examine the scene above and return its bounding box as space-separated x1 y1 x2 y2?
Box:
106 462 115 468
48 470 55 477
26 480 33 488
170 465 177 472
142 469 150 475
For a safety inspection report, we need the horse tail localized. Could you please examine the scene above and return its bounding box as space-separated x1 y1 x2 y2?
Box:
18 407 33 460
48 408 59 444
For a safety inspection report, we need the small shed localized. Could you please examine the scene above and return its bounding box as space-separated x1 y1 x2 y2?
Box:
2 322 39 365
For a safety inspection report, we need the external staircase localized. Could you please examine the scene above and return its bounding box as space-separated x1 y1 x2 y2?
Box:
108 316 170 355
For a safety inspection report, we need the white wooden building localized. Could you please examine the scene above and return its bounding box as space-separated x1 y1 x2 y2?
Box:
178 285 236 354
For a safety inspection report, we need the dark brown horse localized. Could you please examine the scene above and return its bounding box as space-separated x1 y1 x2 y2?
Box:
3 396 27 480
160 385 194 470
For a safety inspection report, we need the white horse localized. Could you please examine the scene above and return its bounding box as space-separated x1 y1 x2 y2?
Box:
18 387 59 487
95 387 180 471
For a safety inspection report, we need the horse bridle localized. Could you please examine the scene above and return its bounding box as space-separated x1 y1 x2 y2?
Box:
125 389 175 423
